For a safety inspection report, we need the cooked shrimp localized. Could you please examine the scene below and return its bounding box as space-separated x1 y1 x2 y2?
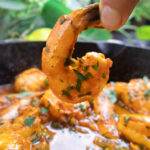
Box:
115 79 150 115
42 3 112 103
14 68 49 92
41 89 89 122
0 91 43 123
0 105 54 149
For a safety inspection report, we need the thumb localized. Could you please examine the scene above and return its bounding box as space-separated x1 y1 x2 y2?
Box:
100 0 139 30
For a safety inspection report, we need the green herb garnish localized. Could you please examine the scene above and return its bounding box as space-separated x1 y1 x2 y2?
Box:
31 98 40 107
85 72 93 79
76 79 82 92
62 85 74 96
106 90 117 104
19 92 33 97
24 116 35 127
79 103 86 112
75 103 87 112
82 66 89 72
62 90 70 96
6 92 34 100
144 89 150 98
75 70 87 81
31 133 40 144
101 72 106 79
44 78 49 87
124 116 130 126
92 62 99 71
74 70 93 91
51 122 62 129
40 107 48 115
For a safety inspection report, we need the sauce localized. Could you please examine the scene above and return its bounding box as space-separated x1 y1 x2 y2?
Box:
0 77 150 149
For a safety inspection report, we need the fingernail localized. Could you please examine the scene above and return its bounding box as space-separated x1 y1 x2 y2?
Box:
101 6 122 30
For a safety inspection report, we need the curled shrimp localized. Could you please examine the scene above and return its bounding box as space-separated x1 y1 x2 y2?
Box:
42 3 112 103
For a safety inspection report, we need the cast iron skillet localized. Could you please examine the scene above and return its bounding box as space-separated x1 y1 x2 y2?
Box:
0 41 150 85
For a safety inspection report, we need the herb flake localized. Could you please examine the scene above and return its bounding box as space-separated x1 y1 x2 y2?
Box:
92 62 99 71
101 72 106 79
75 103 87 112
31 98 40 107
44 79 49 87
40 107 48 115
62 85 74 96
76 79 82 92
24 116 35 127
106 90 117 104
124 116 130 126
75 71 87 81
144 89 150 99
74 70 93 92
82 66 89 72
85 72 93 79
51 122 62 129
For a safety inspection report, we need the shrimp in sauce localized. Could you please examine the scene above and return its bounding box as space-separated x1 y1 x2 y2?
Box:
0 3 150 150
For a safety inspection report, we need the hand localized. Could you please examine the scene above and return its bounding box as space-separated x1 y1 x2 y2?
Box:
100 0 139 30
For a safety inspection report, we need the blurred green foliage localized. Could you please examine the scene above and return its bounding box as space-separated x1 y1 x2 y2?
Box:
136 26 150 40
0 0 150 41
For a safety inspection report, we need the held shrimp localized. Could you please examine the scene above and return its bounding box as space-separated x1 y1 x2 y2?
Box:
42 3 112 103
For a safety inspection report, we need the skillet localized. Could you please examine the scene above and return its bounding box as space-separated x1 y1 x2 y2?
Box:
0 41 150 85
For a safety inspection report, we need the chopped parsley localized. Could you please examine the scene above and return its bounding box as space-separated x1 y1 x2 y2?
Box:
105 90 117 104
144 89 150 99
85 72 93 79
51 122 62 129
75 79 81 92
75 103 87 112
82 66 89 72
40 107 48 115
31 133 40 144
124 116 130 126
92 62 99 71
24 116 35 127
62 90 70 97
74 70 93 92
101 72 106 79
31 98 40 107
6 92 34 100
62 85 74 97
75 70 87 81
18 92 32 97
44 78 49 87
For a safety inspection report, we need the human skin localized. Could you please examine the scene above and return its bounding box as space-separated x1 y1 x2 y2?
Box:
100 0 139 30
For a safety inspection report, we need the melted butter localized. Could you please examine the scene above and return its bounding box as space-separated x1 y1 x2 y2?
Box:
46 122 129 150
47 125 101 150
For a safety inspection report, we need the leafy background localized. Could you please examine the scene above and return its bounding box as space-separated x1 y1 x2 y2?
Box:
0 0 150 41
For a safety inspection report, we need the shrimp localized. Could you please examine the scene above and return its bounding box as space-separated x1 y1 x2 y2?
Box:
115 79 150 115
14 68 49 92
42 3 112 103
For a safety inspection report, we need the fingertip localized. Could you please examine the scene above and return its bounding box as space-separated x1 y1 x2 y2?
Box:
101 6 122 31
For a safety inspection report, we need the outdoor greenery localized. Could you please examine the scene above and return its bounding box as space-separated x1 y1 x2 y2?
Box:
0 0 150 41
